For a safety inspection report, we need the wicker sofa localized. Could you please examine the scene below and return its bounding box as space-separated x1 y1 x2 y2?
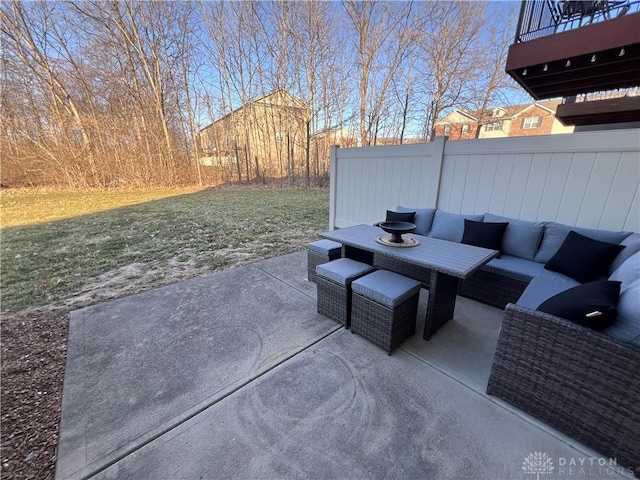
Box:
387 207 640 473
388 207 639 313
488 304 640 474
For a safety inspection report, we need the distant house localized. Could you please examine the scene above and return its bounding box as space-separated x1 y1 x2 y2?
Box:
310 127 357 170
370 137 425 146
311 127 358 149
435 101 574 140
197 89 310 178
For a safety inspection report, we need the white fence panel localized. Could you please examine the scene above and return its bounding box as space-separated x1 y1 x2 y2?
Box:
598 151 640 232
330 140 445 229
331 129 640 232
437 130 640 231
537 153 573 221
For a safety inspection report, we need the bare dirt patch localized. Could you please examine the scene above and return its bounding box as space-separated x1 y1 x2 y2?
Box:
62 256 211 312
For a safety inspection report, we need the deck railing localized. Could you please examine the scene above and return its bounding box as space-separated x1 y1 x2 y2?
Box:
515 0 639 43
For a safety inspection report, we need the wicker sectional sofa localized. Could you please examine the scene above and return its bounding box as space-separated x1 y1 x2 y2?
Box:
391 206 640 473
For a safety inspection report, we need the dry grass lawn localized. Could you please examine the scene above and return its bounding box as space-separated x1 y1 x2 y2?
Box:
0 186 329 479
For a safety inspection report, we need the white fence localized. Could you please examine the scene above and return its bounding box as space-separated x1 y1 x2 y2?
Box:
329 129 640 232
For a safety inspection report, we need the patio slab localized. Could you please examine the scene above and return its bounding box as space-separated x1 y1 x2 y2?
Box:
94 328 621 480
56 252 337 480
404 293 504 391
56 251 630 480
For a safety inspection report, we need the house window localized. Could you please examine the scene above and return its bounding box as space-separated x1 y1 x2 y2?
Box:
523 116 542 129
484 121 502 132
443 125 451 135
461 124 470 134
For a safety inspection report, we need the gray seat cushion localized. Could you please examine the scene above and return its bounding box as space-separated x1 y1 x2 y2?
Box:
516 274 580 310
603 278 640 348
482 255 549 282
483 213 545 260
396 206 436 236
428 210 484 243
308 239 342 256
534 222 632 264
352 270 421 308
316 258 375 286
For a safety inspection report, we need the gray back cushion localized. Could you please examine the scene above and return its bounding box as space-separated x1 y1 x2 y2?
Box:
609 233 640 274
428 210 484 243
609 251 640 290
396 206 436 236
534 222 632 264
484 213 545 260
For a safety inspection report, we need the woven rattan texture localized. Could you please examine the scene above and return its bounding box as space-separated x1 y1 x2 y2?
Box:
487 304 640 473
373 253 432 286
344 245 374 265
316 275 352 327
423 272 460 340
459 269 529 308
351 292 419 354
307 249 341 283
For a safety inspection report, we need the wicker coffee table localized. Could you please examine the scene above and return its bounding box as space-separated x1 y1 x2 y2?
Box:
320 224 499 339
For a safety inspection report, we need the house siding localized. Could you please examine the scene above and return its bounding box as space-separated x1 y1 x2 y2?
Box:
434 123 478 140
197 90 309 178
509 106 556 136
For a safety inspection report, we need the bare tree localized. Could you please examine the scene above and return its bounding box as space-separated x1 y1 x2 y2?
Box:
1 0 202 187
282 1 350 185
465 4 522 138
0 0 524 188
415 1 484 141
200 1 272 183
342 0 418 146
1 1 98 186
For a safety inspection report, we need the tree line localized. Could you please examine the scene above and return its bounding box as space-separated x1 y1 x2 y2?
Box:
1 0 522 188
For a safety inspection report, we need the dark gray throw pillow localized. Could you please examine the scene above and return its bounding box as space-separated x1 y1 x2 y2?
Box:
461 220 508 251
544 231 624 283
538 281 621 331
386 210 415 223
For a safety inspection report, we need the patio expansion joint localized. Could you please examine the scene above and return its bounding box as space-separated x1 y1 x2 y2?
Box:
64 324 343 480
253 262 317 300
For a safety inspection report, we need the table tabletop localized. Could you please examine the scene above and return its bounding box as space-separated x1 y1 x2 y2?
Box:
320 224 498 279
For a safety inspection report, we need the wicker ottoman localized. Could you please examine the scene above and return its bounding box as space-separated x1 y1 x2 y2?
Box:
307 239 342 282
316 259 375 327
351 270 421 354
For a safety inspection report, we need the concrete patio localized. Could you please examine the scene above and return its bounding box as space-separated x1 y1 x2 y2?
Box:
56 251 630 480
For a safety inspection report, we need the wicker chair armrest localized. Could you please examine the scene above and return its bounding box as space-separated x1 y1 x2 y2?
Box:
488 303 640 472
